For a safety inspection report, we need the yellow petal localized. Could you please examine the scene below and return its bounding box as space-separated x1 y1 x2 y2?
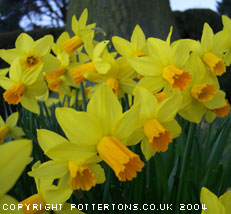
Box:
201 23 214 52
6 112 18 128
136 76 164 93
162 119 182 139
205 110 216 123
15 33 34 53
112 36 134 56
219 190 231 212
0 139 32 196
113 104 140 144
200 187 225 214
87 85 122 135
56 108 102 145
34 35 54 56
0 49 20 64
89 164 106 184
9 58 23 82
204 90 226 109
28 160 68 179
94 58 111 74
131 25 146 51
93 40 109 59
21 95 39 114
78 8 88 27
141 138 156 161
156 93 182 123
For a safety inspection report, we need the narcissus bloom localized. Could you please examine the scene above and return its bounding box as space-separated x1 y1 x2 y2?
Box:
0 59 47 114
23 161 84 214
55 85 144 181
129 35 192 93
133 87 182 160
0 112 24 144
0 139 32 214
191 23 228 76
179 54 227 123
85 54 137 97
200 187 231 214
69 40 111 84
62 9 95 55
29 129 105 192
0 33 59 73
112 25 147 58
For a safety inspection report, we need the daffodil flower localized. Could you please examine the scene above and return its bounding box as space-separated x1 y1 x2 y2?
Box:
128 34 192 93
0 59 47 114
84 54 137 97
54 85 143 181
0 112 24 144
0 33 59 73
0 139 32 214
29 129 105 192
20 161 81 214
62 9 96 55
200 187 231 214
133 87 182 160
191 22 228 76
112 25 147 58
69 40 111 84
178 54 227 123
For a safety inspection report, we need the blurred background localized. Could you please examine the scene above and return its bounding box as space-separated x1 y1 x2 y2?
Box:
0 0 230 100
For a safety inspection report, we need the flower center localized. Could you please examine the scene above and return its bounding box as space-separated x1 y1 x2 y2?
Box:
24 55 40 68
0 126 9 144
203 52 226 76
212 99 230 117
162 65 192 91
191 83 216 102
106 77 119 95
143 119 172 152
97 136 144 181
19 194 46 214
62 35 84 55
69 62 96 84
68 162 97 191
3 83 26 105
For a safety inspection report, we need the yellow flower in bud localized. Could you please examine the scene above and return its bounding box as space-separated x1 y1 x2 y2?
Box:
97 136 144 181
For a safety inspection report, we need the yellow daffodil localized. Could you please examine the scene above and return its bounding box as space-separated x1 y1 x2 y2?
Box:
179 54 227 123
62 9 95 55
69 40 111 84
0 139 32 214
0 33 59 73
220 15 231 66
0 68 9 77
112 25 147 58
133 87 182 160
55 85 144 181
200 187 231 214
0 112 24 144
0 59 47 114
29 129 105 192
128 36 192 93
20 161 79 214
84 53 137 97
191 22 228 76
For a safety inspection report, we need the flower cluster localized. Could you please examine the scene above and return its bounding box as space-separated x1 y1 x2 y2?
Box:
0 8 231 214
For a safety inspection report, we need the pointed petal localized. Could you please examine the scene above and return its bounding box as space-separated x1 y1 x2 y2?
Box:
15 33 34 53
34 35 54 56
0 77 14 90
136 76 164 93
201 23 214 52
162 119 181 139
131 25 146 51
21 95 39 114
37 129 68 153
141 138 156 161
90 163 106 184
87 84 122 135
219 190 231 212
6 112 18 128
9 127 24 139
56 108 102 145
0 139 32 196
93 40 109 59
205 90 226 109
112 36 134 56
113 104 140 144
0 49 20 65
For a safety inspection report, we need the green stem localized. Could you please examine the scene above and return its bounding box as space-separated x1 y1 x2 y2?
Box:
80 82 87 111
176 123 196 209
